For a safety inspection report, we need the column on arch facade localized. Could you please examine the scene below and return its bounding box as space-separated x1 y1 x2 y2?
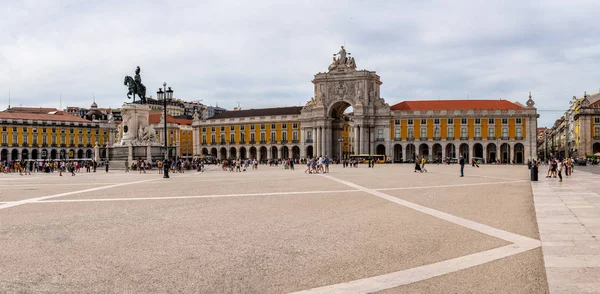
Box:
354 125 360 155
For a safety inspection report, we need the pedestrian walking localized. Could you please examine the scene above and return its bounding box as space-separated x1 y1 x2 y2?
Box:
105 160 109 173
459 155 465 177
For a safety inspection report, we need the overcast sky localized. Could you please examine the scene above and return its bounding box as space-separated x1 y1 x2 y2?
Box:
2 0 600 127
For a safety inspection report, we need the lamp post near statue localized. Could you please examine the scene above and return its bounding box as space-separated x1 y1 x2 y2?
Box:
364 124 374 167
157 83 174 178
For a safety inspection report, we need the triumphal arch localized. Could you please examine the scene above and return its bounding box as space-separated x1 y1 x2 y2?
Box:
300 46 392 158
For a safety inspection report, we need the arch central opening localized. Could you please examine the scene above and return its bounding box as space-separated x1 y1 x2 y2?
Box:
328 101 353 160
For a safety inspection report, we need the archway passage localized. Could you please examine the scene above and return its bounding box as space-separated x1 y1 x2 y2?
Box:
259 146 268 161
249 146 257 159
77 149 84 159
60 149 66 160
445 143 456 159
210 148 217 157
11 149 18 160
229 147 237 159
292 146 300 159
219 147 227 160
432 144 442 162
239 147 247 159
406 144 416 161
1 149 8 161
594 142 600 154
306 146 314 158
270 146 278 159
328 101 353 160
473 143 484 159
500 143 510 164
459 143 469 161
419 144 429 159
42 149 48 160
201 148 209 155
22 149 29 160
32 149 39 160
86 149 92 159
51 149 58 160
376 144 385 155
393 144 402 162
486 143 497 163
281 146 289 159
69 149 75 159
514 143 524 164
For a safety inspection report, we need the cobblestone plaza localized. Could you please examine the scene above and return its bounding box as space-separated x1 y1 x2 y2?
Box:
0 164 555 293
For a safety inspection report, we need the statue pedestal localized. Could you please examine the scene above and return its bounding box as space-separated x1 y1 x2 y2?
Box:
107 103 164 169
118 103 151 145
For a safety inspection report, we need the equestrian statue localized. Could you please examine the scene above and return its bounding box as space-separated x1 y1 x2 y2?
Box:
124 66 147 103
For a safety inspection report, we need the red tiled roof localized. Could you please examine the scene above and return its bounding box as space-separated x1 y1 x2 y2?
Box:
5 107 59 114
148 113 192 125
390 100 524 111
208 106 303 120
589 100 600 108
0 111 92 123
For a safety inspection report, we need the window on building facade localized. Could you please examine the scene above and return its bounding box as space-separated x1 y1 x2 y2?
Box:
61 135 65 144
395 119 401 125
261 124 265 130
23 133 28 144
516 118 522 124
220 126 225 132
307 131 312 140
70 135 74 145
292 123 298 129
220 134 225 142
595 127 600 135
210 127 215 132
2 133 7 144
502 118 508 124
260 133 266 141
12 127 17 132
488 118 494 124
78 136 82 144
378 129 384 139
202 127 206 132
230 125 235 131
447 127 454 138
502 128 508 138
250 133 255 142
421 119 427 125
461 127 467 138
475 127 481 138
240 133 245 142
282 132 287 141
420 127 426 138
434 118 440 125
2 126 5 132
282 123 287 129
488 127 495 138
448 118 454 124
211 134 216 143
202 135 206 144
408 119 413 125
270 132 276 141
271 124 276 129
292 131 298 140
516 127 522 138
230 133 235 143
394 129 400 139
52 134 56 144
475 118 481 124
23 127 28 133
461 118 467 124
594 117 600 124
251 125 255 130
240 125 245 131
434 127 440 138
408 128 414 138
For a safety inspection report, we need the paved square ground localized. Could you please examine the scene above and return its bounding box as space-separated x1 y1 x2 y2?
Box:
0 164 548 293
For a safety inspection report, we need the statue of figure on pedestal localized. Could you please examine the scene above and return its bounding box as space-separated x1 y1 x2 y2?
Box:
124 66 147 104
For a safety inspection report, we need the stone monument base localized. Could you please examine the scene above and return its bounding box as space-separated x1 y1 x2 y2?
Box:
107 145 165 170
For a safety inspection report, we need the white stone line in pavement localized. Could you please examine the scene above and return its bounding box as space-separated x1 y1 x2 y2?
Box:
32 189 362 203
295 174 541 293
0 181 526 204
322 174 540 246
0 178 160 210
292 243 539 294
375 180 527 191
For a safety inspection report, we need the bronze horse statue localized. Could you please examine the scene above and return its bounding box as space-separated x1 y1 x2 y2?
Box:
124 75 147 104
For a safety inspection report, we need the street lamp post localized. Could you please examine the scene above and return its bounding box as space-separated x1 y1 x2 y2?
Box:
157 83 174 178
